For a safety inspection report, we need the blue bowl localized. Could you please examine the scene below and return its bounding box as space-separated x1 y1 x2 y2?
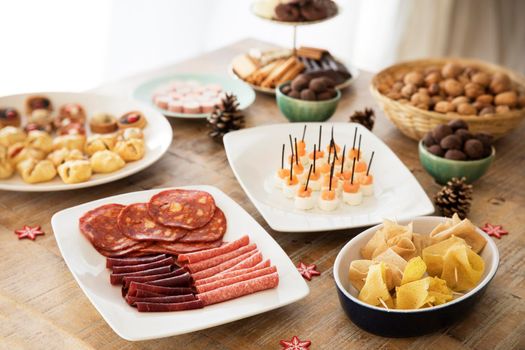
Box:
333 216 499 337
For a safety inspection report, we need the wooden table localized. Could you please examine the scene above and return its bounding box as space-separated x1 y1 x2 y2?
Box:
1 39 524 350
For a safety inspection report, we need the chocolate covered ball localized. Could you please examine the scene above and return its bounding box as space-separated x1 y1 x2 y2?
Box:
309 78 327 93
440 134 462 150
291 76 310 92
317 89 337 100
422 132 436 147
448 119 468 131
432 124 453 142
464 139 485 159
281 85 292 95
455 128 473 143
300 89 316 101
428 144 445 157
288 90 301 99
321 77 336 89
473 132 493 148
445 149 467 160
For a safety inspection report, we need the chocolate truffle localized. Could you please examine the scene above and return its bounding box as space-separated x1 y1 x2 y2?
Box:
440 134 462 150
448 119 468 131
300 89 316 101
275 3 301 22
288 90 301 99
422 132 436 147
464 139 485 159
473 132 493 148
432 124 453 142
317 89 337 100
455 128 473 142
281 85 292 95
428 144 445 157
291 76 310 92
445 149 467 160
309 78 327 93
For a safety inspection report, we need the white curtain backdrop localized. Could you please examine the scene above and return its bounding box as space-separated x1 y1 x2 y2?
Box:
0 0 523 96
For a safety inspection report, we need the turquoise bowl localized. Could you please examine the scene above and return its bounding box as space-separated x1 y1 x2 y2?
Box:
418 141 495 184
276 82 341 122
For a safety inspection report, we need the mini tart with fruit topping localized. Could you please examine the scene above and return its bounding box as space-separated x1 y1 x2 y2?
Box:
59 103 86 124
89 113 118 134
118 111 147 129
25 95 52 115
0 108 21 127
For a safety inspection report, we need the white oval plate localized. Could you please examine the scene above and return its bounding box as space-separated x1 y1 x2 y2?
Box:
51 185 309 341
0 92 172 192
223 122 434 232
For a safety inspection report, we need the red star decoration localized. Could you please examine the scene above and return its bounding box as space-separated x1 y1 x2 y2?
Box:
280 336 311 350
297 262 320 281
481 223 508 239
14 225 45 240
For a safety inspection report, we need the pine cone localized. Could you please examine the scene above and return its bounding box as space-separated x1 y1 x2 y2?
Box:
350 108 375 131
434 177 473 219
207 93 245 142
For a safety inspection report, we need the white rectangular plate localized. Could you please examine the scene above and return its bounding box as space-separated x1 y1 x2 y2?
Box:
51 185 309 341
223 123 434 232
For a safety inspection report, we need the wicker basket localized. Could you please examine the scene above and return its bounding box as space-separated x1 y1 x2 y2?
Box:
370 58 525 140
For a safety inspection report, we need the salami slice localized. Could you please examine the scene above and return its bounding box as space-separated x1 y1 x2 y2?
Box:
111 257 174 274
125 294 195 306
197 272 279 306
185 244 257 273
110 265 172 285
118 203 188 242
122 268 186 289
177 208 227 243
139 240 222 255
136 300 204 312
107 254 167 268
127 282 192 297
145 272 192 287
177 235 249 264
148 189 216 229
196 266 277 293
225 252 263 273
192 250 259 281
79 204 140 252
194 260 271 286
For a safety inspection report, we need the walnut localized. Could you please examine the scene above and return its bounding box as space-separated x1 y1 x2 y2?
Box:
464 82 485 98
495 105 510 113
430 95 443 106
444 79 464 97
451 96 469 106
494 91 518 107
457 103 477 115
425 72 442 85
442 63 463 79
472 101 486 111
471 72 491 86
377 83 391 94
387 91 402 100
434 101 456 113
490 72 511 94
404 71 425 86
401 83 417 98
425 66 441 75
476 94 494 106
464 66 479 78
392 81 404 92
458 74 470 85
411 92 431 106
428 83 440 96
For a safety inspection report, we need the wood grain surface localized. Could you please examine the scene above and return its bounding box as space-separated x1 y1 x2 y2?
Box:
0 39 523 350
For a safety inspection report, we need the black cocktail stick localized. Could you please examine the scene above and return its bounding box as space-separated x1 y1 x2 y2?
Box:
366 151 375 176
350 157 356 184
305 164 313 191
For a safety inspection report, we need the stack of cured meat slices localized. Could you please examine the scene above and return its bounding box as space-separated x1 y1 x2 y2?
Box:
105 235 279 312
79 189 226 257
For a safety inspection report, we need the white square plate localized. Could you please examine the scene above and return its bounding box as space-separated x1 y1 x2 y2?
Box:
223 123 434 232
51 185 309 341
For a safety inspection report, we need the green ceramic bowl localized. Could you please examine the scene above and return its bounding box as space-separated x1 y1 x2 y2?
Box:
418 141 495 184
276 83 341 122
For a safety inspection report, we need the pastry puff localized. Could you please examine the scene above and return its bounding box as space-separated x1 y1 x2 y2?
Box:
113 138 145 162
117 127 143 141
0 126 26 147
90 150 125 173
17 158 57 183
58 160 92 184
7 142 45 165
26 130 53 153
47 148 85 167
84 134 117 156
0 145 14 179
52 134 86 151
